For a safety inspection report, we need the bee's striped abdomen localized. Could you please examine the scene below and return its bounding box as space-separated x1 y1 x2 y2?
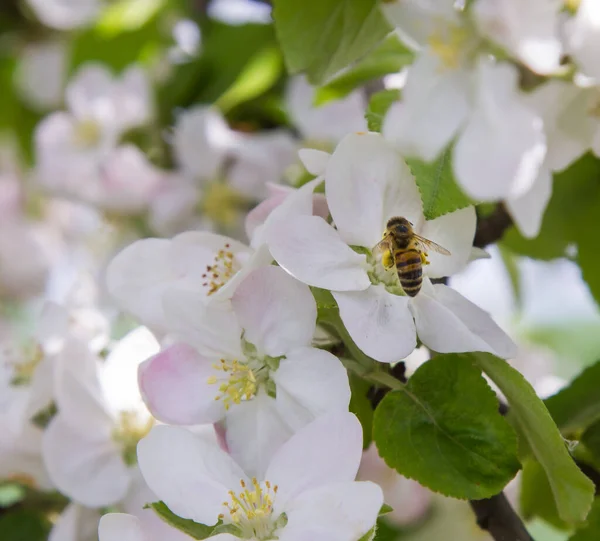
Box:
395 249 423 297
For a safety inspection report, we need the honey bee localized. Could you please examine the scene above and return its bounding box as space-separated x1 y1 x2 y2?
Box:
374 216 451 297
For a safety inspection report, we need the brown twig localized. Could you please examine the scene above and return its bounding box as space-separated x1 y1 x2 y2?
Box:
473 203 513 248
470 493 535 541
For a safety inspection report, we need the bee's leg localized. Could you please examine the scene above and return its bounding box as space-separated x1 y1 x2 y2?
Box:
382 250 394 270
420 252 430 266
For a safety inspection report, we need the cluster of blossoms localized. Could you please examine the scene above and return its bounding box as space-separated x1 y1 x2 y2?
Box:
2 0 600 540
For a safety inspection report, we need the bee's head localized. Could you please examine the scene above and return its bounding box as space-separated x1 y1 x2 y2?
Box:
386 216 413 236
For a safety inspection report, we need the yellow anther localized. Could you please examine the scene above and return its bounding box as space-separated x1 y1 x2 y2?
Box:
73 118 102 149
428 26 469 71
201 183 249 228
207 359 258 409
201 244 238 296
112 410 155 465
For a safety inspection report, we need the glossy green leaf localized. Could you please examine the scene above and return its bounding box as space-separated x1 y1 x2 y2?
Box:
148 501 215 539
365 89 400 132
406 148 475 220
569 498 600 541
473 353 595 524
545 361 600 434
273 0 391 84
0 509 51 541
373 354 520 499
315 34 413 104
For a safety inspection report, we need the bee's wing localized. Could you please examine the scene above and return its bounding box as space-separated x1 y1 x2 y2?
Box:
372 235 393 256
413 234 451 256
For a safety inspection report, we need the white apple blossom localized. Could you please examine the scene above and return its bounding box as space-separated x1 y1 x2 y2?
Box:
106 231 271 334
136 413 383 540
565 0 600 82
42 327 159 507
267 133 516 363
25 0 101 30
139 265 350 477
381 2 547 204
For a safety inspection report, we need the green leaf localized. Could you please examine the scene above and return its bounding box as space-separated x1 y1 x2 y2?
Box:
273 0 391 84
315 34 413 104
365 89 400 132
569 498 600 541
406 148 474 220
350 373 374 449
520 458 569 530
0 483 26 508
0 509 51 541
545 361 600 434
473 352 595 524
379 503 394 516
581 420 600 462
148 501 215 539
373 354 520 499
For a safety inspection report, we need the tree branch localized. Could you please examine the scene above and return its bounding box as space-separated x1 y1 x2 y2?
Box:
474 203 513 248
470 493 535 541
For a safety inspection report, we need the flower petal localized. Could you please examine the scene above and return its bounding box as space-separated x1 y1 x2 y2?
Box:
383 51 471 162
419 206 476 278
43 416 130 507
50 503 100 541
505 165 552 238
266 412 363 514
99 514 145 541
326 132 423 248
565 0 600 81
224 391 293 479
232 266 316 357
137 425 246 526
454 61 546 201
139 343 225 425
273 347 351 431
410 282 517 358
280 481 383 541
333 286 417 363
267 215 370 291
298 149 330 176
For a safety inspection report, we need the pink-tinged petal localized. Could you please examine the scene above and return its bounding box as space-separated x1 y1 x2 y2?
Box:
505 165 552 239
410 283 517 358
99 514 145 541
272 347 351 430
298 149 330 176
333 286 416 364
267 215 370 291
50 503 100 541
266 412 363 514
454 61 546 201
232 266 316 357
225 391 293 479
162 288 242 359
326 132 422 248
137 425 246 525
246 191 288 244
139 343 224 425
43 416 130 507
419 206 476 278
383 52 471 162
280 482 383 541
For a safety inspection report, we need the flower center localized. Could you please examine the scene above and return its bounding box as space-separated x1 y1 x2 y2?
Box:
202 245 238 296
220 478 279 540
364 249 406 297
428 24 470 70
200 182 250 228
73 119 103 149
112 410 155 466
3 342 44 387
208 359 259 409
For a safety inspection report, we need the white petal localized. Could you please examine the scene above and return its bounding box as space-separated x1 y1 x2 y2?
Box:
224 391 293 479
454 61 546 201
273 347 351 430
138 425 246 525
105 238 174 332
298 149 330 176
267 215 370 291
232 266 316 357
35 301 69 351
410 283 517 358
50 504 100 541
473 0 562 75
43 416 130 507
383 51 471 161
99 514 145 541
281 482 383 541
266 412 363 514
505 165 552 238
326 132 423 248
565 0 600 81
419 206 476 278
333 286 417 363
114 66 152 131
139 343 224 425
162 288 242 359
66 64 114 121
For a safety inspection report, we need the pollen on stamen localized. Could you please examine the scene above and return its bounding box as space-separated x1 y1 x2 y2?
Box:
207 359 257 409
202 247 237 296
